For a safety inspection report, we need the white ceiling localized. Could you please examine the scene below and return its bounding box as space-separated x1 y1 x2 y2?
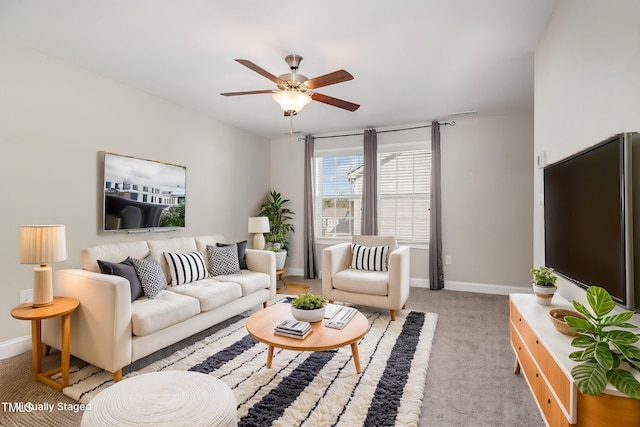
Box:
0 0 557 139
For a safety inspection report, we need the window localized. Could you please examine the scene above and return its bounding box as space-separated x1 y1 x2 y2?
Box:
314 141 430 243
315 154 363 238
378 148 430 243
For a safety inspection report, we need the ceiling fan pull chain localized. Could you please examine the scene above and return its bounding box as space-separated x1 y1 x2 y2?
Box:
289 114 294 142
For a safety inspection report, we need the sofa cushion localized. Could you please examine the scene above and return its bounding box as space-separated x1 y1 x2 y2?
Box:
216 240 248 269
207 244 240 276
97 258 145 302
129 256 167 299
147 237 198 284
131 290 200 336
215 270 270 296
351 243 389 271
166 278 242 312
82 241 149 273
163 251 209 286
332 268 389 296
194 235 226 272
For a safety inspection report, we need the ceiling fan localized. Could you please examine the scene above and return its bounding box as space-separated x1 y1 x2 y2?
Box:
221 54 360 117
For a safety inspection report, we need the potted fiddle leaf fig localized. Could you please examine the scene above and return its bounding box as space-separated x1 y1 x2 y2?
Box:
565 286 640 399
530 266 557 305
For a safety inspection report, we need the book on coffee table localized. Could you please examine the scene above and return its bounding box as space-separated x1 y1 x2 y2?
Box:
274 319 312 339
324 307 357 330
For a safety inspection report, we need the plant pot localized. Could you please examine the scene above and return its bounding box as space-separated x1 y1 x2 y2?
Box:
532 284 556 305
275 250 287 270
291 306 325 323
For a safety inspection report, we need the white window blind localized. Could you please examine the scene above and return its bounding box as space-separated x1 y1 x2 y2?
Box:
378 148 430 243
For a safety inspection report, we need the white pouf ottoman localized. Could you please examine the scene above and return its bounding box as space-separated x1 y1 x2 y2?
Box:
81 371 237 427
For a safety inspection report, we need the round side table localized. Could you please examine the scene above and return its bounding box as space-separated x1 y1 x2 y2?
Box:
10 296 79 390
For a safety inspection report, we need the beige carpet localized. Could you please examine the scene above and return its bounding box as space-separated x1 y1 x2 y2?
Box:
0 279 543 426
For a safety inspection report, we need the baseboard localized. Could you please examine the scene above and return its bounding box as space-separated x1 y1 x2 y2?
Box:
444 280 530 295
410 278 529 295
284 267 304 277
0 335 31 360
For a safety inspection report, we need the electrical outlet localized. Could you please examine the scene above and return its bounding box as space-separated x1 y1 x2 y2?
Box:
445 255 452 265
19 289 33 304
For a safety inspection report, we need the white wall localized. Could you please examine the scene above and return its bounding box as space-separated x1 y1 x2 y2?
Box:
270 113 534 292
0 40 271 345
534 0 640 303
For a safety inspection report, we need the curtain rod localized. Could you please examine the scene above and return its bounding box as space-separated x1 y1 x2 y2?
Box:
300 120 455 141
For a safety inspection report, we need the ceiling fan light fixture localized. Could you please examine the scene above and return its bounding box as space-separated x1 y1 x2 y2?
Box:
272 90 311 114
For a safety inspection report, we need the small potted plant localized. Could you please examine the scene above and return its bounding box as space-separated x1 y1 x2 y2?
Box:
530 266 557 305
291 293 327 323
565 286 640 399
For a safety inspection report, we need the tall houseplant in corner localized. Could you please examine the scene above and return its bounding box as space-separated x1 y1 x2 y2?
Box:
259 190 295 269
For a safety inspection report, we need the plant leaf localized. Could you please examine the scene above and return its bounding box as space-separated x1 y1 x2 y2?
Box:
601 312 634 327
586 286 616 318
572 301 592 319
565 317 595 334
594 342 614 370
571 335 596 348
572 362 608 396
569 350 594 362
626 358 640 372
605 330 639 345
607 369 640 399
614 343 640 361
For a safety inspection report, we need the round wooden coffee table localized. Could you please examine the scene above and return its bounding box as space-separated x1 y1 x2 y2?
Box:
246 303 368 373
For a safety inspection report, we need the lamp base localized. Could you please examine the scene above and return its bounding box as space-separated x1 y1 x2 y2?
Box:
33 265 53 307
253 233 266 250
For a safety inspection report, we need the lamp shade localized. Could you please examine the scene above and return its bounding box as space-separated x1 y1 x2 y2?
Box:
247 217 270 234
20 225 67 265
272 90 312 113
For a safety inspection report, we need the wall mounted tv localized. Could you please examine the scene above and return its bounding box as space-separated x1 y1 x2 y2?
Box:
544 133 634 309
101 152 186 232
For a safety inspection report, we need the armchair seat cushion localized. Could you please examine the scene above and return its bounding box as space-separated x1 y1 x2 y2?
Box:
333 269 389 296
131 290 200 337
166 279 242 312
215 270 270 296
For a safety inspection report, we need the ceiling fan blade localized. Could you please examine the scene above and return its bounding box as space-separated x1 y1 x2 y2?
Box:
305 70 354 89
220 90 274 96
235 59 285 85
311 93 360 111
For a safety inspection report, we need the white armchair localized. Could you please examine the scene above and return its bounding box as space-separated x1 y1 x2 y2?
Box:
322 235 410 321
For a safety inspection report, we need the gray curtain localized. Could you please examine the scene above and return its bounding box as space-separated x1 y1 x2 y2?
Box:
303 134 319 279
361 128 378 235
429 121 445 290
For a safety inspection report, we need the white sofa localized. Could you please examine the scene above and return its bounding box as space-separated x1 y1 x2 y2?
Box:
42 234 276 382
322 235 410 321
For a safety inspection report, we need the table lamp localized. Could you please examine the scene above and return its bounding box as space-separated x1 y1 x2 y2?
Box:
20 225 67 307
247 217 270 250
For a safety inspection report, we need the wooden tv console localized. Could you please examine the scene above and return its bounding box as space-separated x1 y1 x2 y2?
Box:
509 293 640 427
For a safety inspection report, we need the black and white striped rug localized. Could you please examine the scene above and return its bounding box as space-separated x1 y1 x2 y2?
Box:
63 306 437 426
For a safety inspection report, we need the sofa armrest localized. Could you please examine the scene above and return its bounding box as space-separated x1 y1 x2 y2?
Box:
387 246 411 308
245 249 277 299
41 269 133 374
322 242 352 295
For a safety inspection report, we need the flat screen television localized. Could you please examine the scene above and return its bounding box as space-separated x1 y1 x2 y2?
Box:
544 133 634 308
101 152 186 232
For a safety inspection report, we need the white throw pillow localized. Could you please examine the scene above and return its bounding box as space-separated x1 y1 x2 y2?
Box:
164 251 209 286
351 243 389 272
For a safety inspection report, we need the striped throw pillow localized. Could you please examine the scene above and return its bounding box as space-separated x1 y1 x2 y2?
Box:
351 243 390 271
164 251 209 286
